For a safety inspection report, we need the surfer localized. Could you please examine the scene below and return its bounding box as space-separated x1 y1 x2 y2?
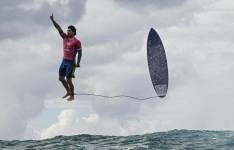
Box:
50 13 82 101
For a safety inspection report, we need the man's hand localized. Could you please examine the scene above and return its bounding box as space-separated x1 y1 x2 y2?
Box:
50 13 54 21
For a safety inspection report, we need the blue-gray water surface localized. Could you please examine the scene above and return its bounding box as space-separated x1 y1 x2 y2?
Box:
1 130 234 150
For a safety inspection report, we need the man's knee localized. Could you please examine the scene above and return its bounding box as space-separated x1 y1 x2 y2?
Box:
66 78 72 84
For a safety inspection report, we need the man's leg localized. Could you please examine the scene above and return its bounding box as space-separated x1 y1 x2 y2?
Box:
59 76 71 98
66 77 75 101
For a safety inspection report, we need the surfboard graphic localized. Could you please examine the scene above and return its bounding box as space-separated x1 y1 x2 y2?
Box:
147 28 168 98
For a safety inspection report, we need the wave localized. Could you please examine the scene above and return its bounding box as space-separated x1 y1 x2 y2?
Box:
1 130 234 149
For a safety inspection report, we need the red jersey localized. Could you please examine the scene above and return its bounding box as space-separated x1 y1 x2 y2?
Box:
63 33 81 60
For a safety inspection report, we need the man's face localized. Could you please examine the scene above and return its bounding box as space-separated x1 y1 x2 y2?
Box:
67 28 74 37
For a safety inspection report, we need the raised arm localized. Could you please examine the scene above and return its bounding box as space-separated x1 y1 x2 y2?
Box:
50 13 65 38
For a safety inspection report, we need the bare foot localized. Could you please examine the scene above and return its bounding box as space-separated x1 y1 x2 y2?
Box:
62 93 70 99
67 95 75 101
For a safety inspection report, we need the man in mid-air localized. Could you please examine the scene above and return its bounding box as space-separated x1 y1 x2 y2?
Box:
50 13 82 101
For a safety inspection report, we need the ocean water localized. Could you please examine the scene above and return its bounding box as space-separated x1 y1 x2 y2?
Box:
1 130 234 150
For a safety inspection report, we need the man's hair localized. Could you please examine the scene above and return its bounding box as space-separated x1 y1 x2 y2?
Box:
68 25 76 35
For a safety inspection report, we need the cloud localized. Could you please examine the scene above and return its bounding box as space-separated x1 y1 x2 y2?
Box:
38 108 157 139
114 0 188 9
0 34 49 139
0 0 87 40
40 109 77 139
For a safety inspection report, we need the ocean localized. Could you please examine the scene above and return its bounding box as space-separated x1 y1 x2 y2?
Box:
1 130 234 150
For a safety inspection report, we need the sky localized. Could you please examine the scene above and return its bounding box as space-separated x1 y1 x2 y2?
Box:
0 0 234 140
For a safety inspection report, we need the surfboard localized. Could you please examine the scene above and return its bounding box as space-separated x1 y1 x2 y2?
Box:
147 28 168 98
